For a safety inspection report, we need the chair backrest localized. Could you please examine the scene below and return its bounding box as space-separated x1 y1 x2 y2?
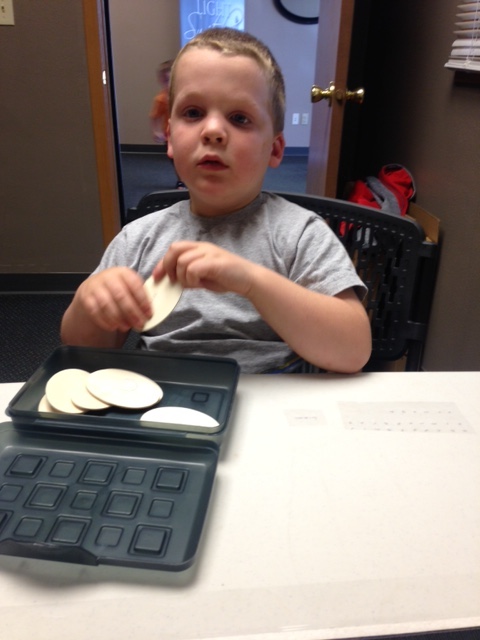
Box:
126 190 190 223
275 192 438 371
125 189 439 371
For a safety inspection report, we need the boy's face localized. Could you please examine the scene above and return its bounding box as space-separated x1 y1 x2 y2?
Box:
167 48 285 216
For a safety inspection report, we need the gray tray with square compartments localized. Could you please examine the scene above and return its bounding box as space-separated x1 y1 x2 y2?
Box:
0 423 217 571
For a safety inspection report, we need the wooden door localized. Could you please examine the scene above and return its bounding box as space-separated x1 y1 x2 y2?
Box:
306 0 356 197
82 0 121 246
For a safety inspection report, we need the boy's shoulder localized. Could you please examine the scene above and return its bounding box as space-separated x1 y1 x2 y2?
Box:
123 200 190 238
262 191 314 210
260 191 324 224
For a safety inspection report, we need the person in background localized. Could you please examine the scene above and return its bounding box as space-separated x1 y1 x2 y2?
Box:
150 59 172 144
61 28 371 374
150 59 185 189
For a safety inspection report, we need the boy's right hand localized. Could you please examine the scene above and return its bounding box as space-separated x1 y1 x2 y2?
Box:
76 267 152 333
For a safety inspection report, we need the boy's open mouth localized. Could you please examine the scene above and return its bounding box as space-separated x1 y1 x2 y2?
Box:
198 156 227 169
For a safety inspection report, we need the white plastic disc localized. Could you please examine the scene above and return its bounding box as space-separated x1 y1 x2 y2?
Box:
141 274 183 332
87 368 163 409
141 406 219 428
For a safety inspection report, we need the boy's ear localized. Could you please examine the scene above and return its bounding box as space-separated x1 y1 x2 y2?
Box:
269 133 285 168
166 120 174 159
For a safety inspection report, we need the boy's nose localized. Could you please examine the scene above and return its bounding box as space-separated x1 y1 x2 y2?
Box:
201 116 226 144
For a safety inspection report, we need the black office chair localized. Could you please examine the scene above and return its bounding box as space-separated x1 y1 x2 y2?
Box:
125 190 439 371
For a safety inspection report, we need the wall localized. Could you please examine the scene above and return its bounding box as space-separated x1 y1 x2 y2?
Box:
246 1 317 148
354 0 480 370
0 0 104 273
109 0 317 148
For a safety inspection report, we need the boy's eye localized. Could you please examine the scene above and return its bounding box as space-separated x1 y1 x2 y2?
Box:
182 107 203 120
230 113 250 126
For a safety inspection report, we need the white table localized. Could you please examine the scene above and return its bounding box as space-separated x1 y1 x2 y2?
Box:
1 373 479 640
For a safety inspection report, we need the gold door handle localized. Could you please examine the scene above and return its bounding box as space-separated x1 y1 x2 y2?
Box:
345 87 365 104
311 82 365 106
311 81 337 105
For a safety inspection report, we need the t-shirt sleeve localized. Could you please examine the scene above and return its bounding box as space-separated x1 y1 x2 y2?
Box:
290 215 368 300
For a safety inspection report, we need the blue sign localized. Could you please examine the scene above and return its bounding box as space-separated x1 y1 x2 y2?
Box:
180 0 245 47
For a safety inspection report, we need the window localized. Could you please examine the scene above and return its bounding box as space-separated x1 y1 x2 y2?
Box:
179 0 245 47
445 1 480 71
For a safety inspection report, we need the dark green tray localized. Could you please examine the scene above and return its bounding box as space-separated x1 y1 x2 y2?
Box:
7 346 239 443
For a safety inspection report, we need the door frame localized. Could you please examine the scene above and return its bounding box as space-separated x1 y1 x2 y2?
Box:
82 0 120 246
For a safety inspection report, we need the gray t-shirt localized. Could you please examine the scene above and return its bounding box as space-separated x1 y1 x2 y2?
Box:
94 192 366 373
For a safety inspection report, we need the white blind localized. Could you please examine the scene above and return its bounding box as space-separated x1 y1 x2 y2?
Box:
445 1 480 71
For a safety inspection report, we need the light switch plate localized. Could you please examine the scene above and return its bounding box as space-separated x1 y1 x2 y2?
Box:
0 0 15 26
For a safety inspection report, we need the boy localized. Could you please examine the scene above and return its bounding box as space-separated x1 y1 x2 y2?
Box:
61 28 371 374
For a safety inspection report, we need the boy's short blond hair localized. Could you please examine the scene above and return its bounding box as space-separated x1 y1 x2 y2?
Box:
169 28 285 134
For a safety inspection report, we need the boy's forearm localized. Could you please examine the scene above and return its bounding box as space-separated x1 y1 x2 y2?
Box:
246 266 371 374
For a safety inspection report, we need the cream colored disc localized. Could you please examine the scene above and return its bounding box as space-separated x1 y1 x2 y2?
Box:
141 274 183 332
87 368 163 409
70 370 111 411
45 369 88 414
38 394 64 413
141 406 219 429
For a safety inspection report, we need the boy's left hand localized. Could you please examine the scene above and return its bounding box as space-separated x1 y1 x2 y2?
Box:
153 241 255 296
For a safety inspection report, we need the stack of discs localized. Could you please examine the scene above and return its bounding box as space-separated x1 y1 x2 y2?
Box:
39 368 163 414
